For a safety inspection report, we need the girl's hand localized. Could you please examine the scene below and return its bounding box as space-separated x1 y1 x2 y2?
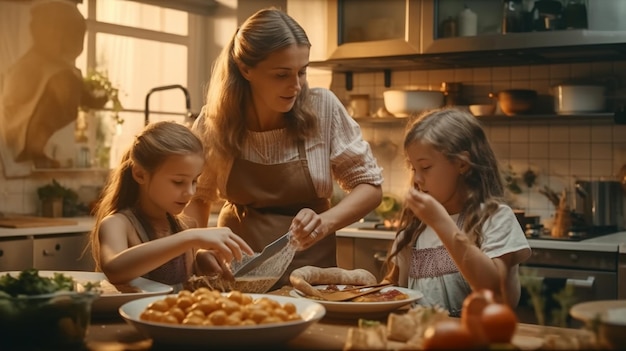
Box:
405 188 452 232
195 249 236 281
192 228 254 263
289 208 324 250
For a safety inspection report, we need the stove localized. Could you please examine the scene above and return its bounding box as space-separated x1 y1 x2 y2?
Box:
524 225 618 242
356 222 398 232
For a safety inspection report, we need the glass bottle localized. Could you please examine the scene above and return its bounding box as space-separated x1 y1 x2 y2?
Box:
502 0 524 33
563 0 588 29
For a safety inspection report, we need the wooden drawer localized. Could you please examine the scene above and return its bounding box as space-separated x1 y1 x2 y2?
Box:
33 233 95 271
0 236 33 271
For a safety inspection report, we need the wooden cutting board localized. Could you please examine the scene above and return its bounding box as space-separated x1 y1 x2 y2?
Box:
0 215 78 228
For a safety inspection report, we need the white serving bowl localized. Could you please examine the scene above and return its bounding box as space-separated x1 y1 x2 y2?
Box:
469 104 496 116
383 90 444 117
119 293 325 347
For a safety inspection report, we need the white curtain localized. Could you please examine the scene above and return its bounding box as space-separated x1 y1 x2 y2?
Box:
0 2 32 75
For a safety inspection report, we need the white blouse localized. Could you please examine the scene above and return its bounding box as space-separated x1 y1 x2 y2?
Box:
192 87 384 202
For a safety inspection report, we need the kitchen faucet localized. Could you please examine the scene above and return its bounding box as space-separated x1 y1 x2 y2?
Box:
144 84 197 126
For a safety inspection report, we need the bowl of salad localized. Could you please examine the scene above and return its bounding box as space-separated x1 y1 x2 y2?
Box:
0 269 100 350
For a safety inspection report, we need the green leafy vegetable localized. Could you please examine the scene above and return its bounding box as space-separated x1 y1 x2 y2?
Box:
0 269 76 296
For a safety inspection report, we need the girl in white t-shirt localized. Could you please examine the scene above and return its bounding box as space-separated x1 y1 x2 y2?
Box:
383 107 531 317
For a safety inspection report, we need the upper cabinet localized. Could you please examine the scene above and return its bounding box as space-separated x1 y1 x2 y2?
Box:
288 0 626 72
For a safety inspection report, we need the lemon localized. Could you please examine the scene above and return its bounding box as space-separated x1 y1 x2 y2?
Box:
375 194 400 219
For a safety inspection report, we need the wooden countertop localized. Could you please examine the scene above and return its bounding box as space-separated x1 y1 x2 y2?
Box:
85 287 598 351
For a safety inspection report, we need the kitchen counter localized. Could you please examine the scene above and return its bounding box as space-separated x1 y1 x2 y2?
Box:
336 222 626 253
0 217 221 238
0 217 95 238
85 286 597 351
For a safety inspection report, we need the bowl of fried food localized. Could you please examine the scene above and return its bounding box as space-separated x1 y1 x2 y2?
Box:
119 288 325 347
0 269 100 350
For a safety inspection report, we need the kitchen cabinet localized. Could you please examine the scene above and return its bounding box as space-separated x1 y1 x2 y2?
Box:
0 236 34 271
0 232 94 271
296 0 626 73
337 236 393 281
33 233 95 271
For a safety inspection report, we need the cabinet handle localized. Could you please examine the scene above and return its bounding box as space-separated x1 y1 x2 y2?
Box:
43 244 61 257
373 251 387 262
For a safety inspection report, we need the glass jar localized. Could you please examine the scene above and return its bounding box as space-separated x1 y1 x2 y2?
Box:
502 0 525 33
563 0 588 29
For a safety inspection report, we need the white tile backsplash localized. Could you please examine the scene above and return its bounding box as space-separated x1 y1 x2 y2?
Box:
335 59 626 223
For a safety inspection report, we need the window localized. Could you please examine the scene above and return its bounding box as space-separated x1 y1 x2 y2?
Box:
77 0 205 167
0 0 210 176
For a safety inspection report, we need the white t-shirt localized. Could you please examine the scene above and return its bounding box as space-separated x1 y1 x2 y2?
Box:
393 204 531 316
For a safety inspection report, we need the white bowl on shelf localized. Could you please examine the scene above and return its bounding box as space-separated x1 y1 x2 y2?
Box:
383 90 444 117
469 104 496 116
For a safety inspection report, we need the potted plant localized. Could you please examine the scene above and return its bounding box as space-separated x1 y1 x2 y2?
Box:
81 69 124 125
79 69 124 167
37 179 78 217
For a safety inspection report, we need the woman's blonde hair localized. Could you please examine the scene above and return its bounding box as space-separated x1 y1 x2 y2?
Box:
387 107 504 264
88 121 204 270
197 7 317 200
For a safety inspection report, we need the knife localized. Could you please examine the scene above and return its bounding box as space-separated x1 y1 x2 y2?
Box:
233 231 292 278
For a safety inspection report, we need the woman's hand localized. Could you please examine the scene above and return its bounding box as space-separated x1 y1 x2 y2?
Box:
289 208 324 250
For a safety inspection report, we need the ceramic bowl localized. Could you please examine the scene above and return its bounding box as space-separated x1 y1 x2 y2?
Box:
383 90 444 117
469 104 496 116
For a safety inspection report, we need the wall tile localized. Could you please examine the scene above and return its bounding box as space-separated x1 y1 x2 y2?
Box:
591 143 613 160
409 70 429 86
528 125 549 142
489 125 510 142
591 124 613 142
569 124 591 142
428 69 454 85
511 65 530 81
549 64 570 80
509 143 529 159
492 66 511 82
590 159 613 177
492 142 510 159
529 143 549 158
530 65 550 80
453 68 473 82
548 125 569 142
472 67 491 82
570 63 592 79
591 62 613 76
509 123 529 142
569 142 591 160
549 143 569 158
389 70 410 87
355 72 376 87
570 159 591 177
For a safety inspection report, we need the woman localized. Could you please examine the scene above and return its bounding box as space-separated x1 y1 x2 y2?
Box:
185 7 383 288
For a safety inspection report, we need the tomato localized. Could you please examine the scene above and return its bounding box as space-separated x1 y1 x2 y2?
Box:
480 303 518 344
422 319 476 350
461 290 494 346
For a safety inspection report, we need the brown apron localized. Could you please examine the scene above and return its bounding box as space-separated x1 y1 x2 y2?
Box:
218 139 335 289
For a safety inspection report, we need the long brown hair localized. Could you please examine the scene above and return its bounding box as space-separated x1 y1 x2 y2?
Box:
88 121 204 270
197 7 317 201
386 107 505 267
